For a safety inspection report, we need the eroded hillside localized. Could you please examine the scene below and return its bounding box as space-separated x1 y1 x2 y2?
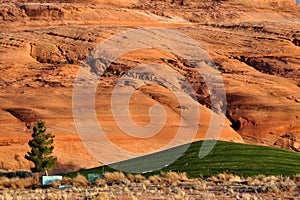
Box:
0 0 299 172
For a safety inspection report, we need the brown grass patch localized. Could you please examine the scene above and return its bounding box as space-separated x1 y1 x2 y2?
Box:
95 177 107 187
50 180 61 188
208 173 242 184
148 175 163 185
104 172 126 183
0 175 39 189
127 173 135 182
71 174 88 186
61 176 73 185
293 174 300 182
126 173 145 183
161 171 189 185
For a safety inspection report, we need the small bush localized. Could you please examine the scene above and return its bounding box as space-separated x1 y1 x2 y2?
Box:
104 172 125 183
126 173 145 183
255 174 266 182
293 174 300 182
133 174 145 182
95 177 107 187
61 176 72 185
149 175 163 185
127 173 135 182
261 181 280 193
71 174 88 186
277 177 297 192
208 173 243 184
50 180 61 188
162 171 188 185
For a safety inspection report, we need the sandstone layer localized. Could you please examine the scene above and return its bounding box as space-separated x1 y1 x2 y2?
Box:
0 0 299 172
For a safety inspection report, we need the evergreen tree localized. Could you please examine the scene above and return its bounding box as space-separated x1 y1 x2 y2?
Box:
25 121 57 175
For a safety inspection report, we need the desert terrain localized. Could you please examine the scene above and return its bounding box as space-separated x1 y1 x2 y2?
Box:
0 0 299 173
0 172 300 199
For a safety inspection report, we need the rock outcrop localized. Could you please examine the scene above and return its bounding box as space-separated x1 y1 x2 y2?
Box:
0 0 299 171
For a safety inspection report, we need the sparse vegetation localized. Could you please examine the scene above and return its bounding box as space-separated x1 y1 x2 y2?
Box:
0 171 299 199
25 121 57 175
70 174 89 186
148 174 162 185
1 141 299 198
0 175 39 189
4 140 293 198
104 171 125 183
161 171 189 185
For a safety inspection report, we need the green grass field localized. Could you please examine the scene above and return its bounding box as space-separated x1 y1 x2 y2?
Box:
68 140 300 178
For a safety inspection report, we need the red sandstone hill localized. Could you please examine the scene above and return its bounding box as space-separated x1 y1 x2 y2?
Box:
0 0 299 172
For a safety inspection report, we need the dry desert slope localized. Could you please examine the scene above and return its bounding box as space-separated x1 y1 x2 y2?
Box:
0 0 299 172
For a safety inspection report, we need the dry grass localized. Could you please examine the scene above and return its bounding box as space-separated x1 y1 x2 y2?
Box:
50 180 61 188
142 179 151 187
0 171 299 197
95 177 107 187
245 175 298 193
104 171 126 183
247 175 276 186
208 173 242 184
261 181 280 193
61 176 72 185
148 175 163 185
0 175 39 189
161 171 189 185
133 174 145 182
91 192 109 200
293 174 300 182
254 174 267 183
0 172 299 200
71 174 88 186
277 177 297 192
126 173 145 183
126 173 135 182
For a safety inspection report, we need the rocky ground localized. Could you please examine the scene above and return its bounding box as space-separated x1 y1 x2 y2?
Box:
0 0 300 173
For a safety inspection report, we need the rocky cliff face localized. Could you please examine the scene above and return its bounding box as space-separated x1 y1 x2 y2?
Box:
0 0 299 172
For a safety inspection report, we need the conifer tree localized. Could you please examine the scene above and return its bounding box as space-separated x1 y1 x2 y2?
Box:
25 121 57 175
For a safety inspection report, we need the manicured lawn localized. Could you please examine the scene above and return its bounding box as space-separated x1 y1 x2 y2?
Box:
67 140 300 178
